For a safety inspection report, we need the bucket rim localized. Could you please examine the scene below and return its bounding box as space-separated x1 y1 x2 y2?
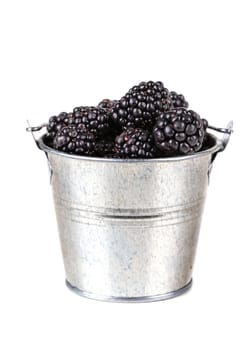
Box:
37 133 222 163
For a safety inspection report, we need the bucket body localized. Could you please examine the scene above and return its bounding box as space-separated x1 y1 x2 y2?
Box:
36 133 228 302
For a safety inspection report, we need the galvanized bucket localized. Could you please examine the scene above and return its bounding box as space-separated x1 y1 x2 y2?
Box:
27 121 233 302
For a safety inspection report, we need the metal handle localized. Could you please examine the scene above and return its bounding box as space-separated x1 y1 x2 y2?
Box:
208 120 233 179
26 121 53 184
213 120 233 153
219 120 233 150
26 121 48 149
207 124 233 135
26 124 48 132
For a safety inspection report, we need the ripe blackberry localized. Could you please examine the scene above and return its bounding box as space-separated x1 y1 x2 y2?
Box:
115 128 157 158
47 112 70 138
111 81 171 130
53 125 96 155
169 91 189 108
202 118 208 130
72 106 110 136
153 108 205 154
97 99 117 110
94 138 115 156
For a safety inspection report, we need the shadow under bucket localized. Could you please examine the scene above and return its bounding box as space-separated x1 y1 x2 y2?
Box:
28 122 233 302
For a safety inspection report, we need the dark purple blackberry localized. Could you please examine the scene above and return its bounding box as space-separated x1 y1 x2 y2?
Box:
111 81 171 130
97 100 122 136
46 112 70 138
72 106 110 136
202 118 208 130
53 125 96 155
97 99 117 111
153 108 205 154
169 91 189 108
115 128 157 158
94 138 115 156
201 118 209 146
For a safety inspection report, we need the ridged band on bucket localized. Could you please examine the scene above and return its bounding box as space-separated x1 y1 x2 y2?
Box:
66 279 193 303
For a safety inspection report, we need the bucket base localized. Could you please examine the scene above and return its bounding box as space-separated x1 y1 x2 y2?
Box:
65 279 193 303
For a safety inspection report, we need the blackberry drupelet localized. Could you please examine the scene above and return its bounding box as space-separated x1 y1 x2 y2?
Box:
153 108 205 154
115 128 157 158
72 106 110 136
111 81 171 130
169 91 189 108
53 125 96 155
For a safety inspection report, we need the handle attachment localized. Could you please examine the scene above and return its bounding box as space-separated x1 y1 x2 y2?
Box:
207 124 233 135
208 120 233 179
26 121 48 149
220 120 233 150
26 121 53 184
26 124 47 132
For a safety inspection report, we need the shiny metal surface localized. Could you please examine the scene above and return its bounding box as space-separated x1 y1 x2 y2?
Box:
33 125 232 301
208 123 233 135
66 279 193 302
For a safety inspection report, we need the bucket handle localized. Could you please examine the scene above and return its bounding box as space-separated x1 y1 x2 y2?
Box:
26 121 48 149
208 120 233 178
26 121 53 184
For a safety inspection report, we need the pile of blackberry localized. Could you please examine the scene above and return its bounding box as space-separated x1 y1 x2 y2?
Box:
44 81 210 158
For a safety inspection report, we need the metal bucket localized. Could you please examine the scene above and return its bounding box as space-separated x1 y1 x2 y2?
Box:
28 122 232 302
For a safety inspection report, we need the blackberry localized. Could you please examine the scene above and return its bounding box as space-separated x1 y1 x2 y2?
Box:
153 108 205 154
111 81 171 130
94 138 115 156
115 128 157 158
47 112 70 138
53 125 96 155
72 106 110 136
169 91 189 108
98 99 117 110
202 118 208 130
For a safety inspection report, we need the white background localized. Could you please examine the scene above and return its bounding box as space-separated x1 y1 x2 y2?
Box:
0 0 251 349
